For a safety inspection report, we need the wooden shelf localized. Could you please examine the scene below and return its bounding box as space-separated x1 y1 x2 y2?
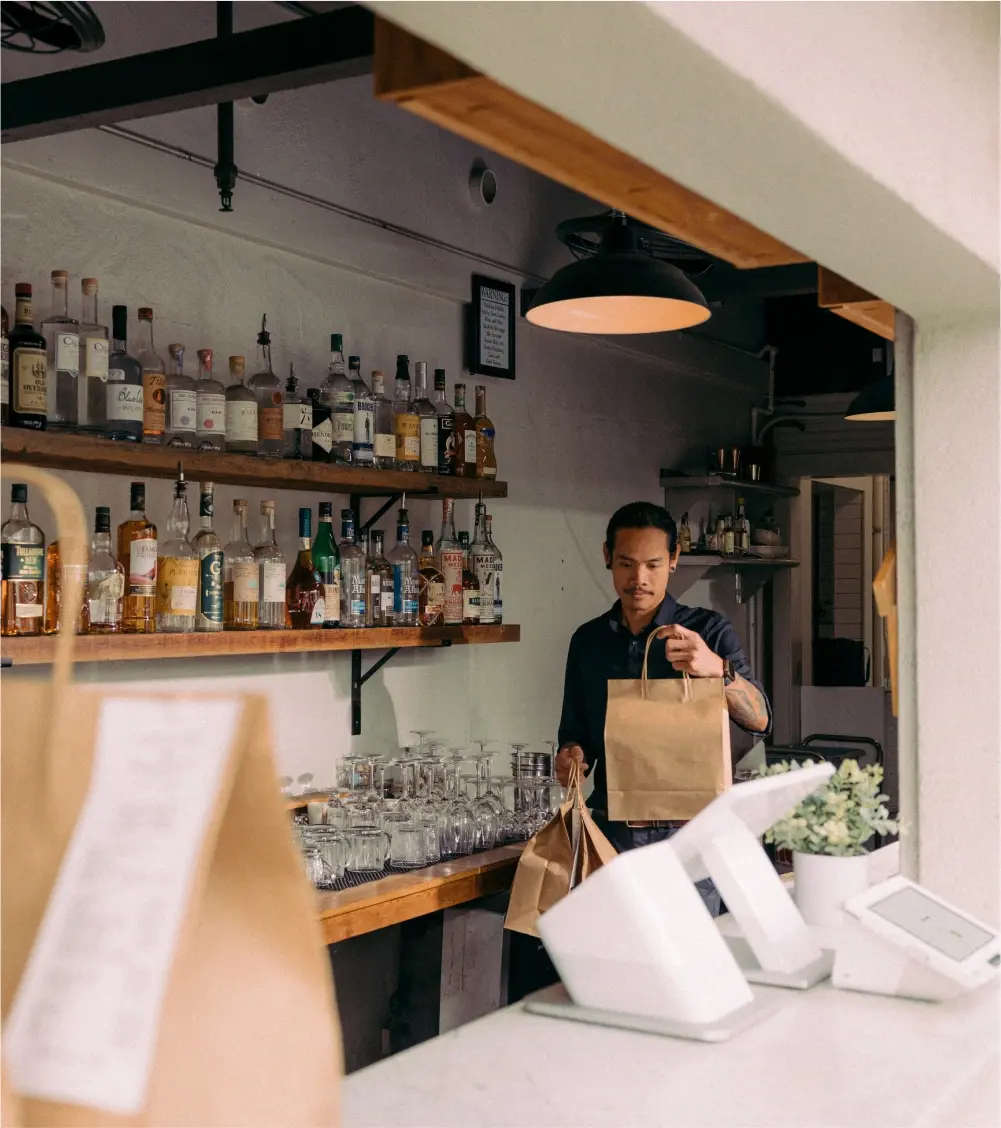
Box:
1 623 521 666
660 473 799 498
1 427 508 499
677 554 799 567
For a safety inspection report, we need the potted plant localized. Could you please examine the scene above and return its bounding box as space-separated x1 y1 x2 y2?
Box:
756 758 899 926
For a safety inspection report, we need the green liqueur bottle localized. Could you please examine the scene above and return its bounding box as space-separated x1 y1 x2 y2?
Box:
311 501 341 628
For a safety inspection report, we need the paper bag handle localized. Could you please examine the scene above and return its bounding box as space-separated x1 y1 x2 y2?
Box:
641 629 691 701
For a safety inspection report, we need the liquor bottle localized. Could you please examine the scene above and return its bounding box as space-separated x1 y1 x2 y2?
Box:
319 334 354 464
191 482 223 633
473 385 497 479
137 307 166 444
312 501 340 629
249 316 283 458
387 506 419 627
371 371 395 469
77 278 109 434
457 531 481 625
1 304 9 426
417 530 445 626
413 362 438 473
254 500 287 629
308 387 332 462
469 502 496 625
1 483 45 636
82 506 124 634
155 468 198 633
224 499 259 629
452 383 475 478
432 369 456 475
195 348 226 451
282 364 312 460
485 514 503 624
164 343 197 448
392 355 419 471
41 270 79 431
720 516 733 557
8 283 47 430
225 355 257 454
367 530 393 627
339 508 367 628
43 540 61 635
105 306 143 442
350 358 375 467
735 498 751 554
286 507 324 628
117 481 157 633
435 498 464 626
678 512 692 554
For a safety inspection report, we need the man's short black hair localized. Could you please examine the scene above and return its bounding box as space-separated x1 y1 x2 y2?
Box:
605 501 678 556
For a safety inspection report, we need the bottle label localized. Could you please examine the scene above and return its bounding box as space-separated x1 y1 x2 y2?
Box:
199 550 223 622
198 393 226 435
88 574 124 626
323 578 340 624
284 403 312 431
374 432 395 458
15 602 43 618
226 399 258 442
128 539 158 593
334 388 354 407
84 338 109 380
392 566 419 616
464 430 477 465
312 415 333 453
438 550 464 625
262 561 286 604
438 417 456 472
156 557 199 615
107 380 143 422
381 588 394 614
419 417 439 469
169 389 197 432
349 573 366 617
1 543 44 581
0 339 8 406
493 567 502 620
427 580 445 614
353 403 375 451
259 404 283 442
310 596 326 625
462 589 481 622
143 371 165 434
395 414 420 462
472 553 495 624
369 574 381 596
14 349 47 414
232 560 259 603
334 411 354 443
55 332 79 372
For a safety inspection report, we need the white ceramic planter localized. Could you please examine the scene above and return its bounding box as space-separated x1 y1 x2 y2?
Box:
793 851 870 927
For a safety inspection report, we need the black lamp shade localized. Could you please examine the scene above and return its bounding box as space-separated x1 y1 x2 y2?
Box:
525 250 711 335
845 376 895 422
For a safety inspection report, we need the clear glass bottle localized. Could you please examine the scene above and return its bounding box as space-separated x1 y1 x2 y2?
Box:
1 304 8 426
388 506 419 627
678 512 693 554
105 306 143 442
485 514 503 624
249 316 283 457
319 334 354 464
41 270 79 431
137 307 166 445
371 371 396 469
254 500 287 629
432 369 456 475
457 531 481 625
435 498 464 626
309 385 333 463
473 385 497 479
339 508 367 628
155 468 198 633
195 348 226 451
164 343 197 448
77 278 109 434
224 355 257 454
469 502 496 625
9 283 48 431
367 529 393 627
117 481 157 633
418 530 445 626
393 355 419 471
82 506 124 634
718 515 732 556
413 362 438 473
735 498 751 554
287 507 324 628
349 358 375 467
283 364 313 460
1 483 45 636
192 482 223 633
312 502 340 628
224 499 259 629
452 383 476 478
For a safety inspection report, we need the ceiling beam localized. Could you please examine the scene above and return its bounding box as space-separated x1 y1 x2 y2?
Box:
818 267 897 341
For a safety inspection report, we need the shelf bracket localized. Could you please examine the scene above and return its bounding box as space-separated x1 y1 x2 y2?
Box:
358 494 402 534
350 638 452 735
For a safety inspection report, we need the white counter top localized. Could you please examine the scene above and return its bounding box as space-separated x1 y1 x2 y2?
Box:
343 977 999 1128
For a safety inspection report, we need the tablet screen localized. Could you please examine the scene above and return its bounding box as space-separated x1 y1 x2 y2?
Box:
869 887 994 961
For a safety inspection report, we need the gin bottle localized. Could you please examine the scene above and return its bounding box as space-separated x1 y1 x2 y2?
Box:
1 483 45 637
286 507 324 628
349 357 375 467
413 362 438 473
105 306 143 442
387 506 419 627
195 348 226 451
469 502 496 625
156 468 199 633
319 334 354 464
371 371 396 469
282 364 313 460
77 278 109 434
82 506 124 634
367 530 394 627
191 482 223 633
485 514 503 624
339 508 367 627
9 284 48 431
392 355 419 471
137 307 165 444
312 501 341 628
249 316 283 457
254 500 287 629
224 499 259 629
224 356 257 454
41 270 79 430
165 343 197 448
432 369 456 475
435 498 464 626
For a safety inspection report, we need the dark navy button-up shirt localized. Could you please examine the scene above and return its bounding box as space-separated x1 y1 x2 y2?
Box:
557 594 771 813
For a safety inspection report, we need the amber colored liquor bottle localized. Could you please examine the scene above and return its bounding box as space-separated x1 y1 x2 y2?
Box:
117 481 157 633
473 385 497 479
286 507 324 628
417 530 445 626
43 540 60 634
1 483 45 636
457 530 481 625
453 383 475 478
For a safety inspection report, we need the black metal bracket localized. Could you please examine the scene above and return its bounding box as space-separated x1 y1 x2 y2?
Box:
358 494 402 534
213 2 238 213
350 639 452 735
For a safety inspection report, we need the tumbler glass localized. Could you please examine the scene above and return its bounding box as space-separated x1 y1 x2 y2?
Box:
302 846 336 889
389 822 426 868
346 826 390 872
301 826 348 879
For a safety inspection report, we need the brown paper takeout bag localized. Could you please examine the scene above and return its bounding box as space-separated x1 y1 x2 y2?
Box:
1 466 342 1128
604 630 732 822
504 761 618 937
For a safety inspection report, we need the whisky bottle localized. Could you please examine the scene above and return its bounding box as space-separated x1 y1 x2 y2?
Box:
387 507 419 626
224 355 258 454
82 507 124 634
164 343 197 448
392 355 419 471
469 502 496 625
43 540 61 635
473 385 497 479
156 468 198 633
678 512 692 554
254 500 287 629
371 371 396 469
224 499 259 629
137 307 165 444
287 507 324 628
191 482 223 632
9 283 47 431
457 531 481 626
249 316 283 458
105 306 144 442
1 483 45 636
195 348 226 451
282 364 312 460
367 530 394 627
452 383 475 478
435 498 464 626
77 278 109 434
312 501 341 628
417 530 445 626
485 514 503 624
117 481 157 633
432 369 456 475
41 270 79 431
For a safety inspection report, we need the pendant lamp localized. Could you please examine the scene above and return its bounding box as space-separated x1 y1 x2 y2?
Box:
526 214 710 335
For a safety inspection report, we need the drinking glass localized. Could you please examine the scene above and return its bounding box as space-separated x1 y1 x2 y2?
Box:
346 827 390 872
302 845 336 889
441 752 476 857
389 822 427 868
410 730 435 757
324 796 349 831
416 812 441 863
301 825 348 879
464 773 498 850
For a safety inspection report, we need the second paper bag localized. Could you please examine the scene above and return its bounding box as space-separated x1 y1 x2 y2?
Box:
604 631 731 822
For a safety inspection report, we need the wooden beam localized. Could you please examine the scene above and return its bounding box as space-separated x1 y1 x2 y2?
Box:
818 266 896 341
374 19 808 271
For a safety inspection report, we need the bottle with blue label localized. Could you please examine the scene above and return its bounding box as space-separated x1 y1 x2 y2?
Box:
338 508 367 627
387 506 419 626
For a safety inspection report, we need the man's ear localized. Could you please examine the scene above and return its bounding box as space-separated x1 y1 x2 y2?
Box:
603 542 612 570
669 544 681 573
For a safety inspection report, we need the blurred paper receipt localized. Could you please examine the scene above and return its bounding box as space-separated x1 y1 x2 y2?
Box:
4 696 241 1115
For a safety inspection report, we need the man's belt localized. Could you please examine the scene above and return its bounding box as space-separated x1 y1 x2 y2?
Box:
625 819 688 830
